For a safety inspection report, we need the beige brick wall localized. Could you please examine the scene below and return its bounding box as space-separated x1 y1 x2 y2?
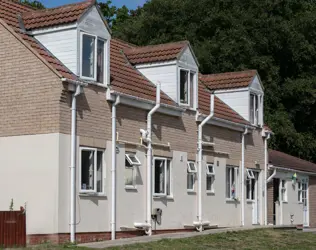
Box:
0 24 64 137
309 176 316 227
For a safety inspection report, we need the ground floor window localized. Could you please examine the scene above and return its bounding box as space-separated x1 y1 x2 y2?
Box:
187 161 197 191
246 169 257 200
280 179 287 202
80 147 104 193
226 166 239 199
125 153 141 188
298 181 302 202
154 157 171 196
206 164 215 192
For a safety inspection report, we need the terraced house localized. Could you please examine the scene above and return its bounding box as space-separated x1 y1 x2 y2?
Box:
0 0 315 245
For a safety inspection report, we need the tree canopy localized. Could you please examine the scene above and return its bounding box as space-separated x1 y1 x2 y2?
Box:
24 0 316 162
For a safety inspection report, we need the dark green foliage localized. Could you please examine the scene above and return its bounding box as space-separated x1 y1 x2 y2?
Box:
19 0 45 9
104 0 316 162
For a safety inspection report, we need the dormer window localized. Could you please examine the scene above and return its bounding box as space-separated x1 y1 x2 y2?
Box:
80 32 106 83
250 93 263 126
179 69 196 106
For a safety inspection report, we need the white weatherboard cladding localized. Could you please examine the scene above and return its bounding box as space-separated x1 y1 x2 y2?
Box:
216 90 250 121
178 47 198 70
35 28 78 73
137 63 178 101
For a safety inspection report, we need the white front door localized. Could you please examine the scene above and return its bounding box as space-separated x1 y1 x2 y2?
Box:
302 180 309 227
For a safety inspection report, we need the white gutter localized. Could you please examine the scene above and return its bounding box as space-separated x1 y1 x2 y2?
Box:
269 165 316 176
145 83 161 236
111 96 120 240
241 127 248 226
70 84 85 243
195 93 215 232
264 133 271 225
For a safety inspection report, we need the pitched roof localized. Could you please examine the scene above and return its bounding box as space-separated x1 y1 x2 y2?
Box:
269 150 316 174
198 82 250 125
110 39 177 106
0 0 76 80
200 70 257 91
124 41 189 65
22 0 93 30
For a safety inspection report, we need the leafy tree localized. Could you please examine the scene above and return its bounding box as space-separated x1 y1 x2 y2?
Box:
19 0 45 9
110 0 316 163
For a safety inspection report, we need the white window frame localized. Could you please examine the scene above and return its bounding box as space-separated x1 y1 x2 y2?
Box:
124 153 140 189
125 154 141 166
178 68 196 106
186 161 197 192
80 32 107 83
226 166 239 200
153 157 172 197
206 163 215 193
187 161 197 173
298 181 303 203
250 92 263 126
79 147 104 194
246 169 255 179
280 179 287 202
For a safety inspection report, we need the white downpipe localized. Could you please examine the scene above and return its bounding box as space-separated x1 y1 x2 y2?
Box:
146 83 161 236
197 94 215 232
241 127 248 227
111 96 120 240
70 85 82 243
264 133 271 225
266 168 276 183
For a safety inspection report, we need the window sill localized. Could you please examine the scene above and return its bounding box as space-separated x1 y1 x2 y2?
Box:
206 191 215 195
226 198 240 203
153 195 174 201
247 200 255 203
79 193 106 197
187 190 196 194
125 186 137 191
78 78 108 88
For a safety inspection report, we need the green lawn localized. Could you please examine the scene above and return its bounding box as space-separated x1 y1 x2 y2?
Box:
25 229 316 250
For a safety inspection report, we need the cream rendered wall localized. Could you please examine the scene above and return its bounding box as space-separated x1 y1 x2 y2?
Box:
0 134 60 234
274 171 306 225
57 134 110 233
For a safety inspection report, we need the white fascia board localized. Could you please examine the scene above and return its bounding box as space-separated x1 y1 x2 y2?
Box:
111 91 184 117
269 165 316 176
135 60 177 69
29 23 77 35
249 87 264 95
177 61 198 71
214 87 249 94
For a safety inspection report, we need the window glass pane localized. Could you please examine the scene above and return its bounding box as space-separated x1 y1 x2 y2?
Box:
226 168 230 198
154 159 165 194
97 39 105 83
125 159 134 186
206 176 214 191
251 178 255 200
166 161 171 195
190 72 195 107
250 94 255 124
187 174 194 190
97 151 103 192
180 70 189 104
81 150 95 191
82 35 95 78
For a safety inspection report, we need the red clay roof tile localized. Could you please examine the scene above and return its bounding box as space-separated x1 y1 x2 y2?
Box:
124 41 188 65
200 70 257 91
198 81 250 125
22 0 93 30
269 150 316 173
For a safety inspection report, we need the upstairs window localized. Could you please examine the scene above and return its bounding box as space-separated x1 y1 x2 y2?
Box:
81 33 106 83
250 93 262 126
179 69 196 106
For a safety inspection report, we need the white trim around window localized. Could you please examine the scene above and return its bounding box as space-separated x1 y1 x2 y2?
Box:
125 153 139 189
79 147 105 194
153 157 172 197
246 169 255 179
80 31 107 84
178 68 196 107
280 179 287 202
187 161 197 173
206 163 215 193
226 166 239 200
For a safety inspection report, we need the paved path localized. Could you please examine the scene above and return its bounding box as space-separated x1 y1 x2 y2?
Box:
79 225 274 249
